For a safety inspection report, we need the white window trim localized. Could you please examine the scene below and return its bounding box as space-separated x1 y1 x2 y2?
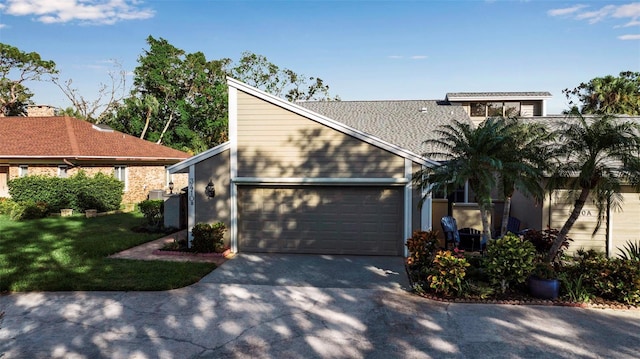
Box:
19 165 28 177
114 165 128 191
58 165 68 178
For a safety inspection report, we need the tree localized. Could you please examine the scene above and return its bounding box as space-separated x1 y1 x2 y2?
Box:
230 52 339 102
106 36 230 153
0 43 57 116
108 37 339 153
496 118 551 237
563 71 640 115
52 60 127 123
413 118 511 243
545 110 640 261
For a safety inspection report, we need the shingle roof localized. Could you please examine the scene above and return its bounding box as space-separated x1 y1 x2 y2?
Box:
446 92 552 100
0 116 190 162
297 100 471 156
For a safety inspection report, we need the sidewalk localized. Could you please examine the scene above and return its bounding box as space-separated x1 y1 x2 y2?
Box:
108 229 230 265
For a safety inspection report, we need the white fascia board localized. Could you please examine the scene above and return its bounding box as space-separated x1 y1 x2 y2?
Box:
167 142 231 174
233 177 409 185
226 77 436 168
448 95 552 102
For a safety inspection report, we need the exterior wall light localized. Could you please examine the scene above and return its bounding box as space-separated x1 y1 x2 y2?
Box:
168 181 174 194
205 181 215 198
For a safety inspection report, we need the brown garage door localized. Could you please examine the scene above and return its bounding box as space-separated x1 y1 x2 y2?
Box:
238 186 403 255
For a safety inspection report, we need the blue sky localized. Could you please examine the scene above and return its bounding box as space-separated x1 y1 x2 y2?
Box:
0 0 638 114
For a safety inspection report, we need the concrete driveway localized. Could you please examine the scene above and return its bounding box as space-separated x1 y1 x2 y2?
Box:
1 253 640 359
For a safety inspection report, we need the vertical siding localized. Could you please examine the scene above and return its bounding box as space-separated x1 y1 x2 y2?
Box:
194 148 232 245
236 91 405 178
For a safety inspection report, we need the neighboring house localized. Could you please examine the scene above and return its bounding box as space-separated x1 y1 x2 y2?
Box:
0 116 189 204
168 78 437 256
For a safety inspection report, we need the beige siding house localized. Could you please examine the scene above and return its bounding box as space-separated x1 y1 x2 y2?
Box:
169 78 436 256
170 81 639 257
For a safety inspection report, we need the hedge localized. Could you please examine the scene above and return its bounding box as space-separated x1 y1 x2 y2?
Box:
8 171 124 213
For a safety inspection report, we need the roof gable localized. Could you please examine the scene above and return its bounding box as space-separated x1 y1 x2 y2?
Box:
0 116 190 161
227 78 436 166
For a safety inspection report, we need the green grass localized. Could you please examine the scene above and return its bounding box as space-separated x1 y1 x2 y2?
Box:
0 212 217 292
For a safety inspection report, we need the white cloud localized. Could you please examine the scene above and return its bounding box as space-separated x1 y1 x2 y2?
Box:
618 33 640 39
547 5 588 17
0 24 5 29
613 2 640 18
410 55 428 60
548 2 640 40
2 0 155 25
388 55 403 59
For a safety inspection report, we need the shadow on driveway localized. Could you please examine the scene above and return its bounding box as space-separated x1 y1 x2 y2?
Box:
198 253 410 291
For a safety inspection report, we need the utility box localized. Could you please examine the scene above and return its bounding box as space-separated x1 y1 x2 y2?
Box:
164 194 183 229
148 189 164 200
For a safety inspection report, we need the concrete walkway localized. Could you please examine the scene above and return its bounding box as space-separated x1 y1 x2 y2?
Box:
1 251 640 358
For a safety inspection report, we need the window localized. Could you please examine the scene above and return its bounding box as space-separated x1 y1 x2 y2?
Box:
58 165 68 178
434 183 469 203
114 165 127 190
504 102 521 117
470 103 486 117
19 165 28 177
487 102 503 117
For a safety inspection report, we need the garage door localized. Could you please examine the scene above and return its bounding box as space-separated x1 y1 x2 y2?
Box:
238 186 403 255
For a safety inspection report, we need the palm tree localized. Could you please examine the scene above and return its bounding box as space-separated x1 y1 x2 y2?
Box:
496 118 552 237
545 110 640 261
413 118 509 243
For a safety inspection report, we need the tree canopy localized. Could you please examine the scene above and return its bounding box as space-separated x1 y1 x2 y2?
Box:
0 43 57 116
563 71 640 115
106 36 338 154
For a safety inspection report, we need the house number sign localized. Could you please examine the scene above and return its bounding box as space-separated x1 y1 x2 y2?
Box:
188 177 195 205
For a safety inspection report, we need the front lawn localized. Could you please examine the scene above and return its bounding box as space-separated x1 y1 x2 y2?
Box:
0 212 217 292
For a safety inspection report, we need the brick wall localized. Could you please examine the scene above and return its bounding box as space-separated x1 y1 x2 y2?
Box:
6 164 187 204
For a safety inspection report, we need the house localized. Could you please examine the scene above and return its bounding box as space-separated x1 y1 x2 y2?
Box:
0 116 190 204
168 78 438 256
169 79 638 257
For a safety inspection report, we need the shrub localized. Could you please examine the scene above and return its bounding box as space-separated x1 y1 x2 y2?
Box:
522 227 572 261
9 200 49 220
7 171 123 213
71 172 124 212
484 233 537 293
0 198 16 215
405 230 439 268
566 250 640 305
9 175 72 212
191 222 226 253
138 200 164 228
428 250 470 296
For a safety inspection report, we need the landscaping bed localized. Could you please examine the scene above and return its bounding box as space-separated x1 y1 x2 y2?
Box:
405 230 640 311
